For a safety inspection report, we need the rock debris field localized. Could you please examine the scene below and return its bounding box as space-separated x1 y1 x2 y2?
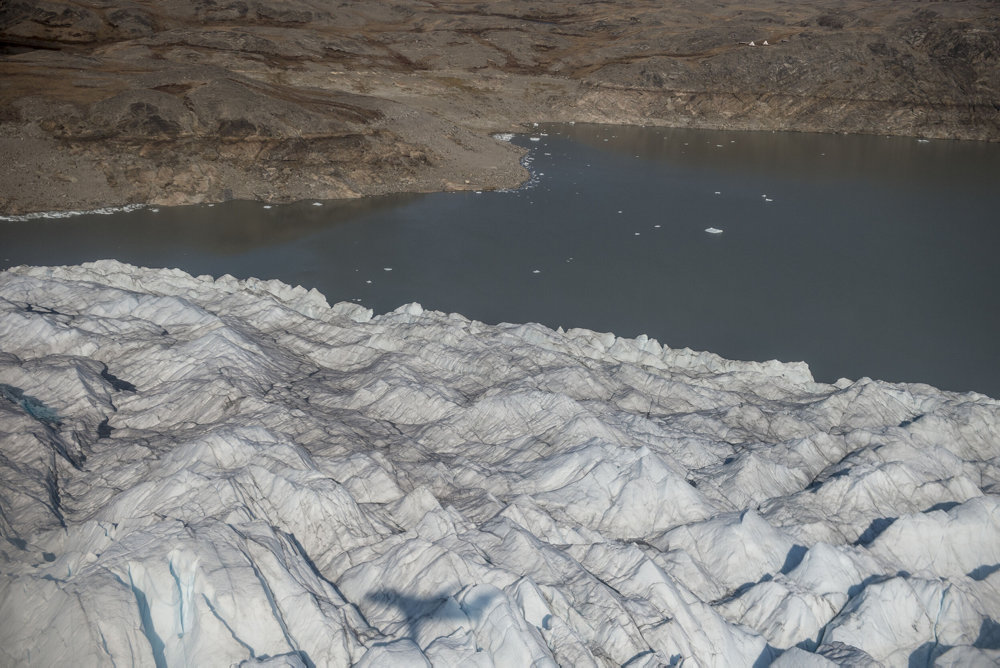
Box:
1 261 999 666
2 0 998 215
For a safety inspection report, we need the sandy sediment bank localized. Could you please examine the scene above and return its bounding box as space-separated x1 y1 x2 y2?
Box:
1 0 998 216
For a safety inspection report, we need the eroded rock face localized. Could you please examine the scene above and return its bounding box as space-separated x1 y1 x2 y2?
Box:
1 0 998 214
1 261 999 666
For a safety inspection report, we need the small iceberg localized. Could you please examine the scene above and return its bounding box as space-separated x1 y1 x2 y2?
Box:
705 227 723 234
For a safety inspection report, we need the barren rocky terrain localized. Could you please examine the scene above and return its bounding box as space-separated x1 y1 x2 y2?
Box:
1 0 998 215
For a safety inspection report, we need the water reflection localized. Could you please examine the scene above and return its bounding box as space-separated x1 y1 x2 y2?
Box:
553 122 996 189
0 195 421 266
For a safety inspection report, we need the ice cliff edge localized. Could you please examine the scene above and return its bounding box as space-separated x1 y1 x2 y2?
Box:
1 261 998 667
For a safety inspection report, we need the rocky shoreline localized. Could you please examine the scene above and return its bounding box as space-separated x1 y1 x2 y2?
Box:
2 0 998 216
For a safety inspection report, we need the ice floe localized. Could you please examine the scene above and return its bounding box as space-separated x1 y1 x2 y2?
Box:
0 261 997 667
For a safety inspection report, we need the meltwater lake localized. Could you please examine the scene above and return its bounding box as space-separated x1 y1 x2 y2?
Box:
2 124 999 397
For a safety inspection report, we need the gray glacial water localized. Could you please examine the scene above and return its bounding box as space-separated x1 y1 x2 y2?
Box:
2 124 998 396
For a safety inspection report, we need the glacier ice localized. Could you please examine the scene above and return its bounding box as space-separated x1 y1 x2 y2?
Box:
0 260 998 667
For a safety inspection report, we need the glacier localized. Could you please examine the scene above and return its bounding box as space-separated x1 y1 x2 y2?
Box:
0 260 998 667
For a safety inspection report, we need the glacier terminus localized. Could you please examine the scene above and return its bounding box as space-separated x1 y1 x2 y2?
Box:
0 261 998 667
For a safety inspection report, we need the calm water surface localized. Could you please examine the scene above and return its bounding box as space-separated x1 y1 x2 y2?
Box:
2 124 998 397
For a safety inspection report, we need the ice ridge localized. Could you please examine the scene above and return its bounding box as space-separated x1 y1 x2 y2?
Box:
0 260 998 667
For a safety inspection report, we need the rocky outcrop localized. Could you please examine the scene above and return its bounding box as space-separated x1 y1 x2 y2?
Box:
1 0 998 215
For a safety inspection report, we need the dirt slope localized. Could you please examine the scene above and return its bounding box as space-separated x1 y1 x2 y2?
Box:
1 0 997 215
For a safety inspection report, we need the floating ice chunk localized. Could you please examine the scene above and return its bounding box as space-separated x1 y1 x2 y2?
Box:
714 191 721 195
312 202 323 206
532 269 541 274
383 267 393 271
263 205 272 209
705 227 724 234
530 137 541 142
765 198 773 202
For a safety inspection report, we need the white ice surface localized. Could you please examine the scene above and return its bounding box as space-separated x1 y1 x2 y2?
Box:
0 260 998 667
